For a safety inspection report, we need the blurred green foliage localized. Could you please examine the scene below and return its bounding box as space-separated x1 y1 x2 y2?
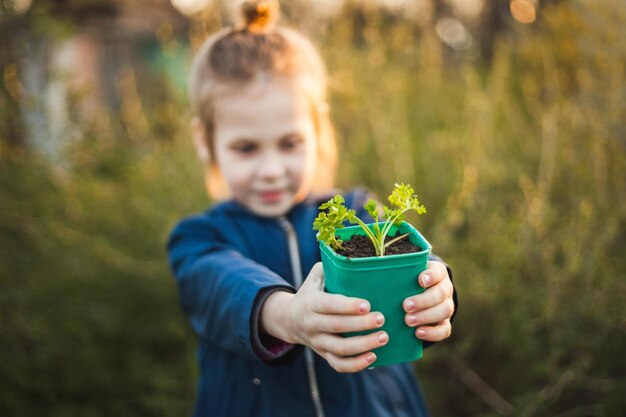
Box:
1 1 625 416
0 111 203 416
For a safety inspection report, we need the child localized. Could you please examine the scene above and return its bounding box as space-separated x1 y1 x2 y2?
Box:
167 1 457 416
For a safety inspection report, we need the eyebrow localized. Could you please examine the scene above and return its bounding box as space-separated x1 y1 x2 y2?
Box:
227 132 304 144
228 137 256 143
278 132 304 141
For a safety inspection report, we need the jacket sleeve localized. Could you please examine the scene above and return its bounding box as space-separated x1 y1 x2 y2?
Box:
167 214 296 362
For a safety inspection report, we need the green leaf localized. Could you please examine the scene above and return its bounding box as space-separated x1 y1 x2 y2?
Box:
364 199 379 219
382 206 401 222
314 195 354 250
388 182 415 209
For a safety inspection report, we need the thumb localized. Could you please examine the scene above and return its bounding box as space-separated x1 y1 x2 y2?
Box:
301 262 325 292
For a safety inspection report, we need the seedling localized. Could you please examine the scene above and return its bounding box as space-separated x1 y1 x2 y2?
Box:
313 183 427 257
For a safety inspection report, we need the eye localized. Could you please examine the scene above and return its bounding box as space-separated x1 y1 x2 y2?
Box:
229 140 258 155
279 134 304 152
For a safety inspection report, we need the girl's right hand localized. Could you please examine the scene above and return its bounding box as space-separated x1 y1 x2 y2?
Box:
261 263 388 373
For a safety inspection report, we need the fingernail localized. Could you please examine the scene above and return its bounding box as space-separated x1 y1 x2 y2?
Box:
376 314 385 326
421 274 431 287
404 299 415 312
378 332 388 344
367 353 376 363
416 328 426 338
406 315 417 325
359 302 370 313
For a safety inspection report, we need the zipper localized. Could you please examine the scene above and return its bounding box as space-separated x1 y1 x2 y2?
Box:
278 216 326 417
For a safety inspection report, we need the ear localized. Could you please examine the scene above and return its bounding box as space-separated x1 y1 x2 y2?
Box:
191 117 210 163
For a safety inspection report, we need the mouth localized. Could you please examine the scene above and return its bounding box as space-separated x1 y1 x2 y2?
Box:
257 189 287 204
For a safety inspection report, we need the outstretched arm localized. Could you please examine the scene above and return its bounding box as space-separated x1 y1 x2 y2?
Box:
168 215 295 362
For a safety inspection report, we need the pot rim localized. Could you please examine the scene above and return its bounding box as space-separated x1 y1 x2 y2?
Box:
318 221 432 263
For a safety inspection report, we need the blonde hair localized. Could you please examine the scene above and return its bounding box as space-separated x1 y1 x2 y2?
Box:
189 0 337 200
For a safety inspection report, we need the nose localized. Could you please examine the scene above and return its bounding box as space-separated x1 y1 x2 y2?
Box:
257 150 287 182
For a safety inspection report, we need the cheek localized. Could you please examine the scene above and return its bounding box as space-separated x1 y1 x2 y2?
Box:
289 140 318 186
222 168 249 190
215 149 253 191
286 147 312 176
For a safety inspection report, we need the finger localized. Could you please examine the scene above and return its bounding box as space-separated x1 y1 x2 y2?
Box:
311 291 371 315
418 260 449 289
313 331 388 357
316 312 385 334
404 299 455 327
403 276 454 313
415 319 452 342
324 351 377 373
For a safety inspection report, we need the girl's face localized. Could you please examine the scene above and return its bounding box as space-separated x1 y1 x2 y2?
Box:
211 77 318 217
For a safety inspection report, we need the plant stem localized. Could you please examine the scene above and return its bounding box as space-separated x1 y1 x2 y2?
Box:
384 233 410 249
373 212 380 238
381 212 403 240
353 217 383 256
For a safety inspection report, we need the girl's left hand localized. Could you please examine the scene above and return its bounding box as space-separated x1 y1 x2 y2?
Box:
402 261 455 342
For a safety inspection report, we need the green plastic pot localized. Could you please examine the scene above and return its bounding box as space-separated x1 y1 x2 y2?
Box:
319 221 432 367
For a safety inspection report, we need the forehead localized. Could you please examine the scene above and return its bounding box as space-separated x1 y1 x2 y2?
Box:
213 76 313 140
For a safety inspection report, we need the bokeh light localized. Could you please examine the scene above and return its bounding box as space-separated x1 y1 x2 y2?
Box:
6 0 33 14
451 0 485 20
510 0 537 24
435 17 472 50
170 0 212 16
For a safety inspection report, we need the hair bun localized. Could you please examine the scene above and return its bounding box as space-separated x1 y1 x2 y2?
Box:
241 0 279 32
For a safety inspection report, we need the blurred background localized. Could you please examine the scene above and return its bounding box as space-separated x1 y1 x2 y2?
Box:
1 0 625 416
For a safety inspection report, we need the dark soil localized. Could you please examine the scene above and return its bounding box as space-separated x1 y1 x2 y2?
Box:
336 232 422 258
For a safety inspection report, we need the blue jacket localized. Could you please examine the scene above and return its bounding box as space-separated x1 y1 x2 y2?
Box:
167 189 448 417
